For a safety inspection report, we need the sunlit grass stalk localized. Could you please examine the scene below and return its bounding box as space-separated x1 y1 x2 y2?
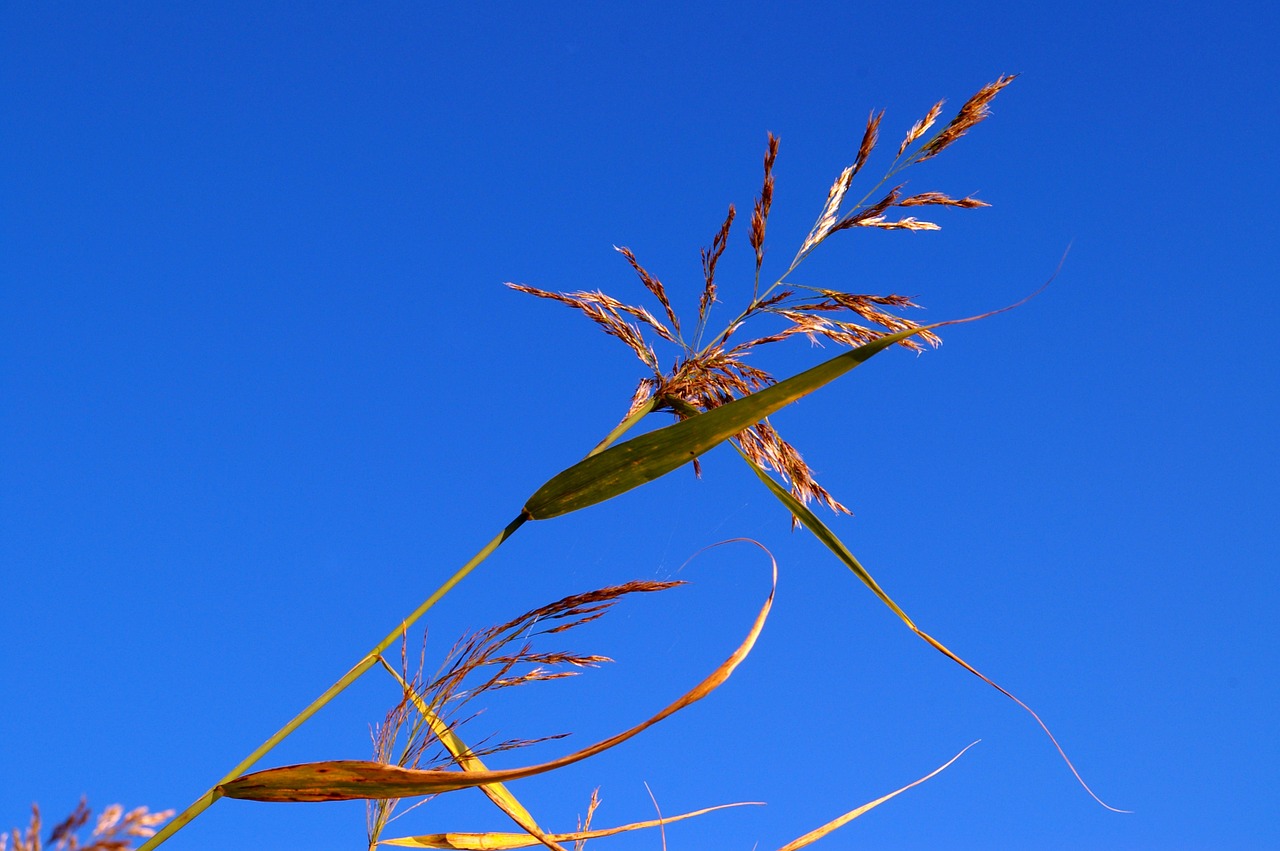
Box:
135 513 528 850
136 409 660 851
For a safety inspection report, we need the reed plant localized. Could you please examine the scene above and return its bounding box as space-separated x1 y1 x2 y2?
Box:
7 75 1121 851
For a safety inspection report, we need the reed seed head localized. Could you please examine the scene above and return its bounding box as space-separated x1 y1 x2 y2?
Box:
510 78 1012 516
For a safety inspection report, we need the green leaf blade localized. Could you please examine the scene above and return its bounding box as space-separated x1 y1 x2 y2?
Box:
524 325 933 519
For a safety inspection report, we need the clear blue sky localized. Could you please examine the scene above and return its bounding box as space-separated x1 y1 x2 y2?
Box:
3 3 1277 849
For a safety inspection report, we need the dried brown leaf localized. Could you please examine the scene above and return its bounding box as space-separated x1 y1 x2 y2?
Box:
220 555 777 803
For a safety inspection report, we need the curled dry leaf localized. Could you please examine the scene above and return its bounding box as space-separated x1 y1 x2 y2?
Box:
218 552 777 803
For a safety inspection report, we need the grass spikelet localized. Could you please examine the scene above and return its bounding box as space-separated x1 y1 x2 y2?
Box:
573 789 600 851
899 191 989 208
857 216 941 231
3 800 172 851
698 204 735 334
614 246 681 335
916 74 1017 162
798 165 855 255
749 133 779 274
897 99 944 156
835 185 902 230
852 109 883 175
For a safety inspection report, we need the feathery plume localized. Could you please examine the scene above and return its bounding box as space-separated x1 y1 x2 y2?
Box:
750 133 779 273
512 80 1009 512
898 100 945 156
699 205 736 330
916 74 1017 162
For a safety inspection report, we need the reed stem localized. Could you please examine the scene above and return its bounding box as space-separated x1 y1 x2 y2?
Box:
139 410 655 850
136 513 526 849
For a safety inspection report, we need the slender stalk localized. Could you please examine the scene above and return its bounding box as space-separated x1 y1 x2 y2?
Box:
587 396 657 457
138 513 528 851
141 408 657 850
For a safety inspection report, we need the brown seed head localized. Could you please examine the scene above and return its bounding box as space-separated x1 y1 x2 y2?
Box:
799 165 856 254
615 246 681 335
853 109 884 176
898 100 945 156
750 133 780 270
699 204 736 327
835 185 902 231
898 191 989 208
917 74 1016 162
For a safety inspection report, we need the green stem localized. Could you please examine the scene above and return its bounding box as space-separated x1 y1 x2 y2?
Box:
141 404 658 850
587 396 657 457
138 513 529 851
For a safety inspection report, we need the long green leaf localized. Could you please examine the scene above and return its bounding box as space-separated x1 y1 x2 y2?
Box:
742 452 1128 813
524 324 937 520
741 451 918 629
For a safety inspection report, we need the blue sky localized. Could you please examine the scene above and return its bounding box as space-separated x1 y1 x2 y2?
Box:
3 2 1278 849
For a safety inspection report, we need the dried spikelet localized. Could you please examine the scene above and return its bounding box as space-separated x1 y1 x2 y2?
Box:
853 109 883 176
113 808 169 841
737 421 850 520
798 164 855 255
699 205 735 328
623 376 658 419
2 805 40 851
818 291 941 351
508 91 998 515
750 133 779 271
857 216 941 232
506 284 661 371
47 799 89 848
916 74 1017 162
93 805 123 837
577 303 659 371
725 327 803 355
834 186 902 231
615 246 681 335
3 800 173 851
898 191 989 208
898 100 945 156
574 789 602 851
584 289 676 342
772 309 833 346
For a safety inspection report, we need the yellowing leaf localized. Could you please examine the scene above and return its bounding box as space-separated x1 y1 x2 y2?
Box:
775 743 978 850
218 554 776 803
376 660 556 848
